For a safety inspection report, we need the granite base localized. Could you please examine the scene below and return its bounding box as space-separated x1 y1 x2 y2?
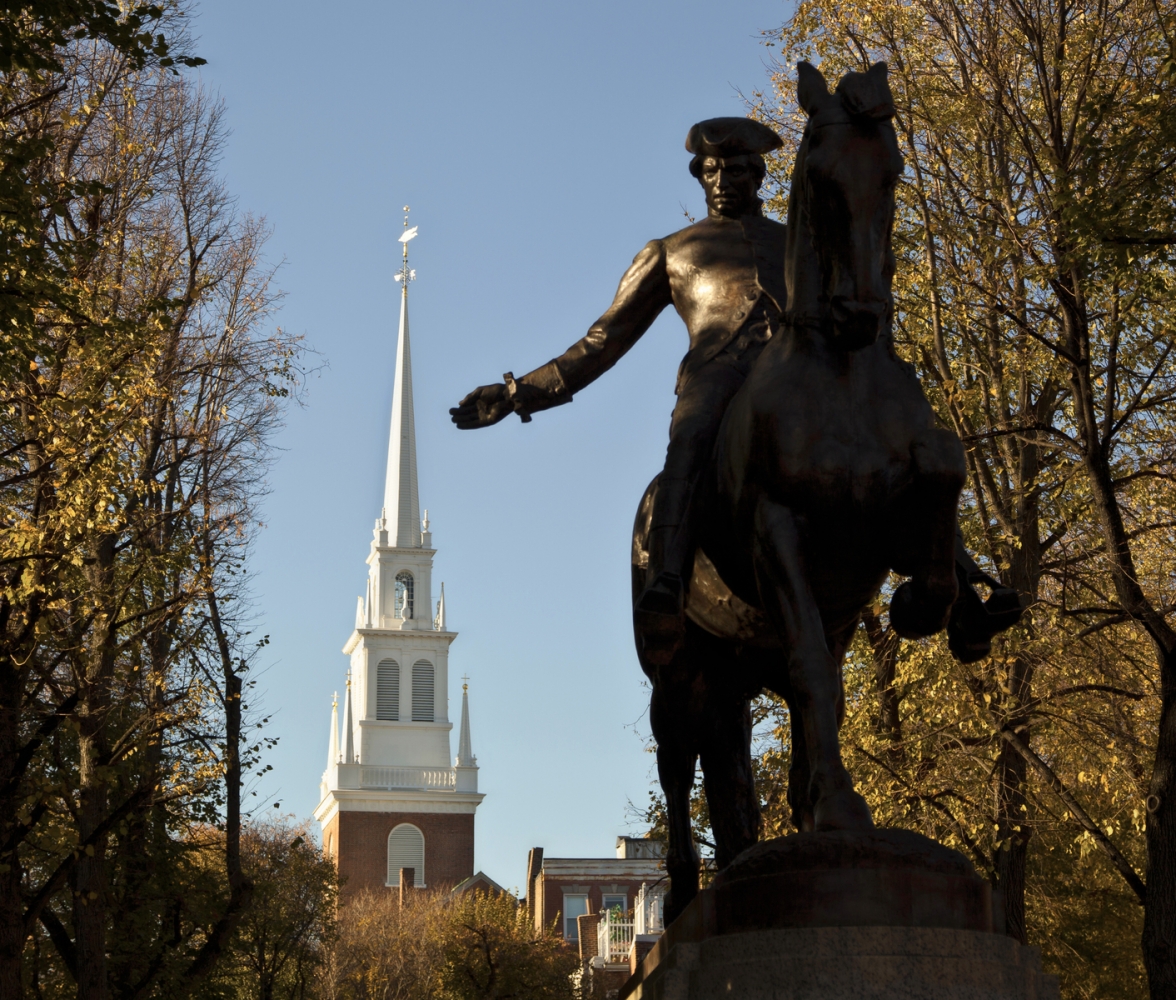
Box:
620 830 1058 1000
621 925 1058 1000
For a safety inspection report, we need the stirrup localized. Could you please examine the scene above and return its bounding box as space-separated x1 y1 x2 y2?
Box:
636 572 684 618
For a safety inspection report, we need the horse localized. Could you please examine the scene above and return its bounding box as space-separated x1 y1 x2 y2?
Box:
632 61 1022 923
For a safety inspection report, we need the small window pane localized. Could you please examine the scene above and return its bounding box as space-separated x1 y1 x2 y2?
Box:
395 571 414 620
411 660 434 722
601 894 626 915
376 659 399 721
563 894 588 940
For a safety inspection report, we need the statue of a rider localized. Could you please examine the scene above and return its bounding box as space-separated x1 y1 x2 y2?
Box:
449 117 785 653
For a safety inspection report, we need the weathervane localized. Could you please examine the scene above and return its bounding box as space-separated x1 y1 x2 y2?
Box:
394 204 418 292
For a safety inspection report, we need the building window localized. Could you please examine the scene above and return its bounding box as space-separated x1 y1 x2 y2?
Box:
601 893 627 916
563 894 589 940
387 823 425 887
395 571 414 620
411 660 434 722
376 659 400 721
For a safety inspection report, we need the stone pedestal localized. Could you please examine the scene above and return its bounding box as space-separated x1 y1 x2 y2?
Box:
620 830 1058 1000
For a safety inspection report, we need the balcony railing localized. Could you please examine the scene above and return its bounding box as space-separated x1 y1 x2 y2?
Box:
597 911 634 965
359 765 456 791
635 881 665 935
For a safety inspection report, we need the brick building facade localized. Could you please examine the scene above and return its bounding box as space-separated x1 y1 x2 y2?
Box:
315 226 483 896
526 838 666 940
322 809 475 894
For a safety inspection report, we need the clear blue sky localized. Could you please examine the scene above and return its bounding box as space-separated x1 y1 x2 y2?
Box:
192 0 791 893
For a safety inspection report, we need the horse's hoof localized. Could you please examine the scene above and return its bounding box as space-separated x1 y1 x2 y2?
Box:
813 790 875 832
947 571 1023 663
889 580 951 639
795 808 816 833
984 587 1024 631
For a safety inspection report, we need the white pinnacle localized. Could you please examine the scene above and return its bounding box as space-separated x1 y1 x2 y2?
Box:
327 692 339 769
456 680 475 767
341 671 356 764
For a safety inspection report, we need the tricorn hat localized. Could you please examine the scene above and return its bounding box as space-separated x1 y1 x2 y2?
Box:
685 117 783 158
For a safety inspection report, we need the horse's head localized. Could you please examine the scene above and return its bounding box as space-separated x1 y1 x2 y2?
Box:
787 61 903 351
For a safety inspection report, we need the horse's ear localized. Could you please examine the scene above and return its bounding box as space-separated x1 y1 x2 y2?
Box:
797 61 830 115
837 62 897 120
863 63 896 119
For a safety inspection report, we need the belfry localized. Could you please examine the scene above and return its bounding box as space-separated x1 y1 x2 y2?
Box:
316 211 483 894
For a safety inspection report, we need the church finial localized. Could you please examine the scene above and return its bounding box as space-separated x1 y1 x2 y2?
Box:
394 205 417 294
327 692 339 770
384 208 421 547
456 677 475 767
341 671 356 764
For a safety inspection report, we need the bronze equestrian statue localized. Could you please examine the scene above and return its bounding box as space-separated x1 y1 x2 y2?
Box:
451 62 1021 922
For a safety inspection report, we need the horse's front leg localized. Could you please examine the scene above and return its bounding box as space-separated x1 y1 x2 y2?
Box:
753 498 873 832
889 428 966 638
649 672 701 924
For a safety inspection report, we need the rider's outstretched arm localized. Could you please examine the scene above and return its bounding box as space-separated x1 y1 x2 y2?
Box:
451 240 672 428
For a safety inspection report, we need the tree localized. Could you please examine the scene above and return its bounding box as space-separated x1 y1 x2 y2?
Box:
320 889 577 1000
199 820 338 1000
0 8 300 997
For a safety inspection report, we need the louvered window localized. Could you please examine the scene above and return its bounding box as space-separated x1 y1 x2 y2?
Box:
376 659 399 721
386 823 425 886
411 660 434 722
395 571 414 620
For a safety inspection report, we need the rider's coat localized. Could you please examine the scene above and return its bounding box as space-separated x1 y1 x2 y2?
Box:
509 210 788 410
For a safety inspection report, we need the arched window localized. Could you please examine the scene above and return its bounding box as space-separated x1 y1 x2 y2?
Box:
387 823 425 886
376 659 399 721
411 660 434 722
395 571 414 620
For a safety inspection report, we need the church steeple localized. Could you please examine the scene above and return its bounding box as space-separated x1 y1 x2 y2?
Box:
318 209 483 898
384 207 421 548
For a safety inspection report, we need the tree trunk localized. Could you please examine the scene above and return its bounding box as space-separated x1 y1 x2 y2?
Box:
993 736 1029 942
73 534 117 1000
0 664 24 1000
1145 655 1176 998
73 723 109 1000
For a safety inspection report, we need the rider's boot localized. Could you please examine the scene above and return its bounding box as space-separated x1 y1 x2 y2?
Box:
637 476 695 663
636 526 686 665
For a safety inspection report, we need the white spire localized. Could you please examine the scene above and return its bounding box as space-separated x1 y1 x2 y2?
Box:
383 209 421 548
456 679 475 767
434 582 446 631
328 692 339 768
341 671 356 764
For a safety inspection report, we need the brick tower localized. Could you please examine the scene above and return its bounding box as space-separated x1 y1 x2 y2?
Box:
315 211 483 895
